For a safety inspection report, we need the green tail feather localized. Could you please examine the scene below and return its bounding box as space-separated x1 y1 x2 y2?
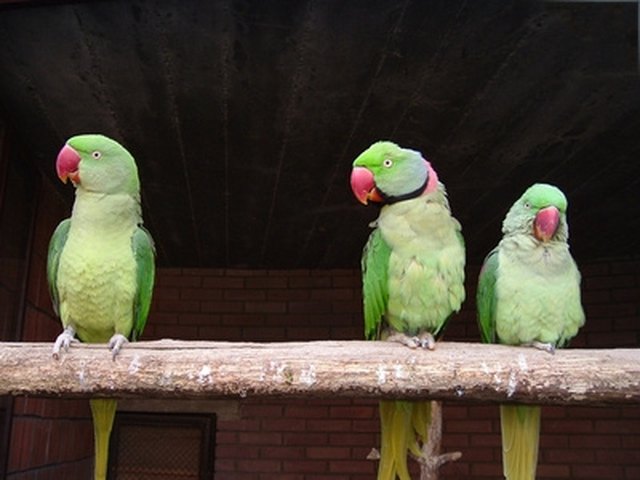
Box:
377 400 431 480
500 404 541 480
90 398 118 480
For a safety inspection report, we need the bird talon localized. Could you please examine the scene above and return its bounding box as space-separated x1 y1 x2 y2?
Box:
108 334 129 360
52 326 77 359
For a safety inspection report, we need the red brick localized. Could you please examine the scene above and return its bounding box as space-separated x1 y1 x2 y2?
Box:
283 459 328 473
201 300 244 313
242 404 284 417
306 419 352 432
236 459 281 473
197 325 243 340
202 276 244 289
571 465 625 478
260 418 307 431
288 301 332 314
536 464 571 477
154 298 200 313
238 432 283 445
259 446 305 460
545 419 593 434
224 289 267 301
222 313 265 326
284 405 329 418
283 432 329 446
445 419 494 433
310 289 354 301
245 277 288 289
216 445 259 459
288 276 332 288
595 419 640 434
329 405 376 419
244 301 287 313
178 312 219 325
306 446 351 459
180 287 223 301
328 432 376 446
329 460 374 474
544 448 595 464
596 448 640 464
267 288 311 301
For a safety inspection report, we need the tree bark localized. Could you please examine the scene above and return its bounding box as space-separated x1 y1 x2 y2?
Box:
0 340 638 405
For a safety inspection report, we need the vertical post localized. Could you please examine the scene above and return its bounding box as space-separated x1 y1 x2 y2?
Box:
415 401 462 480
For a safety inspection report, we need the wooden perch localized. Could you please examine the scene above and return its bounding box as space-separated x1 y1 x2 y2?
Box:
0 340 638 405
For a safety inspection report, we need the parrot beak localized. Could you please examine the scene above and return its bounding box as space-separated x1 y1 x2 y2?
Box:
534 206 560 242
56 144 81 184
350 167 383 205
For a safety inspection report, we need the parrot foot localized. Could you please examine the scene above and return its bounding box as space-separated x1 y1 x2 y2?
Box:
417 332 436 350
527 341 556 354
385 331 435 349
52 326 78 359
108 334 129 360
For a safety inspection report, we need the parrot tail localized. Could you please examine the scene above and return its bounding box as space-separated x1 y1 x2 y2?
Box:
377 400 431 480
500 404 541 480
89 398 118 480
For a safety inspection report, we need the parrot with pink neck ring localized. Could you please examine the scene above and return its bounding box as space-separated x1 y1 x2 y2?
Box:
350 141 465 479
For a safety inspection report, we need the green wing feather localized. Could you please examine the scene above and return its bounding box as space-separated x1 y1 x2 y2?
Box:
361 228 391 340
46 219 71 317
130 225 156 341
477 248 499 344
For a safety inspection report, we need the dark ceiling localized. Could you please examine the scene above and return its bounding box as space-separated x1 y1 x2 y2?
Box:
0 0 639 269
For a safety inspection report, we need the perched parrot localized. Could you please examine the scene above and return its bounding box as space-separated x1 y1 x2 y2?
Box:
350 141 465 480
476 183 585 480
47 134 155 480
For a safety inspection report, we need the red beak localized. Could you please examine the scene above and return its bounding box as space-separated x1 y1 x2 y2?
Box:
56 144 81 184
350 167 383 205
534 206 560 242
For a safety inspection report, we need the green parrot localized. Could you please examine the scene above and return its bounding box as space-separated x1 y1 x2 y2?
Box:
476 183 585 480
350 141 465 479
47 134 155 480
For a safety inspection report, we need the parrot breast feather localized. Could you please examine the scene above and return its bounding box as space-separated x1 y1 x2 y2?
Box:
361 228 391 340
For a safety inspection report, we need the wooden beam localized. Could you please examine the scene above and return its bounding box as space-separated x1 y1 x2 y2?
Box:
0 341 638 406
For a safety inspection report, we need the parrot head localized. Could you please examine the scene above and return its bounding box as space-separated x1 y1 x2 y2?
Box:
349 141 438 205
56 134 140 195
503 183 569 243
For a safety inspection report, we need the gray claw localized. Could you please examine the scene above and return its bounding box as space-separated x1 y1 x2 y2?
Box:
52 326 78 360
108 333 129 360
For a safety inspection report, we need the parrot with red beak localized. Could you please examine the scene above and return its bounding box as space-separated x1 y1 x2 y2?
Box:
47 134 155 480
476 183 585 480
350 141 465 479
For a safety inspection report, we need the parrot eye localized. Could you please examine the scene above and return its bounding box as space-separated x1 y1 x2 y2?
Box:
383 158 393 168
524 202 531 209
91 151 102 160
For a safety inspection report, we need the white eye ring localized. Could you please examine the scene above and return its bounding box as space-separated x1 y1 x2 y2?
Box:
383 158 393 168
91 151 102 159
524 202 531 209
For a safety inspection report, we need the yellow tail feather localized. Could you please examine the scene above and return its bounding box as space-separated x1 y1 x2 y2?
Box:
377 400 431 480
500 404 541 480
90 398 118 480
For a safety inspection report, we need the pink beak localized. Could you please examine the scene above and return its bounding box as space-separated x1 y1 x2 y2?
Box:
350 167 383 205
534 206 560 242
56 144 81 184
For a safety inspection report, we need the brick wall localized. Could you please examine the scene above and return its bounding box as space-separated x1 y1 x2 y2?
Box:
7 174 640 479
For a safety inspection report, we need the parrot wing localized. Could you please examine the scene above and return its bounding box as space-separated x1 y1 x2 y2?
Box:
361 228 391 341
477 247 499 344
46 218 71 317
130 225 156 341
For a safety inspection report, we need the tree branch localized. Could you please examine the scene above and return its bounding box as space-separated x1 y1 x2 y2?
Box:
0 341 638 405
